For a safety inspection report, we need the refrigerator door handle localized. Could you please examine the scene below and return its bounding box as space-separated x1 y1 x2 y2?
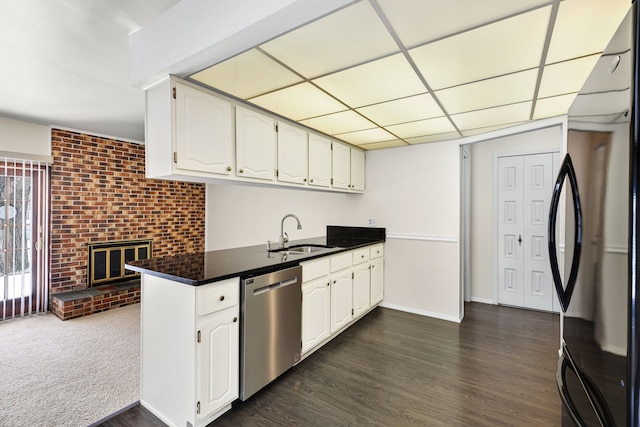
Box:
548 153 582 312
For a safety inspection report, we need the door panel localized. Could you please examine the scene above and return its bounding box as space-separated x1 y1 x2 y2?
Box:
498 156 524 307
523 153 554 311
497 153 555 311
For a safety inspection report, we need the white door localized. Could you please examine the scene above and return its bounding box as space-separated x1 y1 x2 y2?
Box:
497 153 555 311
301 278 331 354
497 156 525 307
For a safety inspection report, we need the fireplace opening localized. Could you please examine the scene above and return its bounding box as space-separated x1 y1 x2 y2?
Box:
88 239 152 288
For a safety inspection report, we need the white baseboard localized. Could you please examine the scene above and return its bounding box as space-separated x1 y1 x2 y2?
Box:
470 297 494 304
379 302 461 323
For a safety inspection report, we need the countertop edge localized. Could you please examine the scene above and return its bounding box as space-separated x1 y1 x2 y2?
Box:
126 237 384 286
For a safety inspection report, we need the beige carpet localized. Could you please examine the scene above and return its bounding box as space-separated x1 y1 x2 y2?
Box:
0 304 140 427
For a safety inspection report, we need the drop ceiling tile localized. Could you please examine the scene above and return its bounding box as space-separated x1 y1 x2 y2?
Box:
335 127 397 145
312 53 426 108
451 102 532 130
300 112 373 137
260 2 398 79
405 132 462 145
533 93 576 120
378 0 550 47
435 69 538 115
299 110 376 136
546 0 630 64
248 82 346 121
385 116 456 139
409 6 550 90
189 49 303 99
377 0 553 48
538 56 600 98
358 140 407 150
461 122 527 137
355 93 443 126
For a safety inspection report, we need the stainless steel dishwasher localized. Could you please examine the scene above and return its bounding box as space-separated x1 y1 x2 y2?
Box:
240 265 302 400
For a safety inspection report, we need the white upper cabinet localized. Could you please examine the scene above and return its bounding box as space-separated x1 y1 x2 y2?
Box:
235 106 276 181
277 122 308 185
332 141 351 190
350 148 365 192
175 82 233 176
145 77 365 193
308 133 332 188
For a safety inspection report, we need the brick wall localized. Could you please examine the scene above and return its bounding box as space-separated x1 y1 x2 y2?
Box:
50 129 206 295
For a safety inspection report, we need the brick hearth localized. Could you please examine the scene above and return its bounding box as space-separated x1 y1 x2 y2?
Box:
50 280 141 321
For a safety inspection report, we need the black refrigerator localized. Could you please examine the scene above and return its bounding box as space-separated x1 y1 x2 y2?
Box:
548 2 640 425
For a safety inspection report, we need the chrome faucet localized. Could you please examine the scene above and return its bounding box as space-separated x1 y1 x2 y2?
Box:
279 214 302 249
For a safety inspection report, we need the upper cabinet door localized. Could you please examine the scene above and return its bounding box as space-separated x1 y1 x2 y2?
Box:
308 134 332 188
277 122 308 185
236 106 276 181
332 142 350 190
175 82 233 175
350 148 365 192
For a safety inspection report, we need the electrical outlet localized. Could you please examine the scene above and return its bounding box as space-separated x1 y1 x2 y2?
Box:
368 218 375 226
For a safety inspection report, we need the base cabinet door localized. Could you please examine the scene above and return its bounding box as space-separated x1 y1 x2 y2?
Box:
330 271 352 333
370 257 384 305
352 264 370 318
197 306 239 421
302 278 331 353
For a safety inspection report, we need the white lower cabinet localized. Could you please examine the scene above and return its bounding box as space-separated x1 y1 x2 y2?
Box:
301 277 331 353
140 275 239 427
330 269 353 333
299 244 384 356
197 306 239 421
370 256 384 305
352 263 371 318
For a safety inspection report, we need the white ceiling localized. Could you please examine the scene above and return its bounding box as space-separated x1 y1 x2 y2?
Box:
0 0 631 147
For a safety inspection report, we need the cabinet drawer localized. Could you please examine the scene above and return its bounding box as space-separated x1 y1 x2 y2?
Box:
370 244 384 259
330 252 352 272
352 248 370 265
302 257 330 282
197 277 239 316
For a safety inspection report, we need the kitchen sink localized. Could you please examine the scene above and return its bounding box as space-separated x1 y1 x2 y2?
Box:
268 244 335 254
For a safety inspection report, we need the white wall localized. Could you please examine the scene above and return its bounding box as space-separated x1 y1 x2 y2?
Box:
205 184 367 250
205 138 463 322
467 124 563 303
0 116 51 159
365 140 461 321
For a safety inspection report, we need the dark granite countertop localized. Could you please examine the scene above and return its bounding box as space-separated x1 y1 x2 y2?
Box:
125 226 385 286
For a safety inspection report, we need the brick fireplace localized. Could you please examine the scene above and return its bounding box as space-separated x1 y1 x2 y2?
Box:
49 129 205 320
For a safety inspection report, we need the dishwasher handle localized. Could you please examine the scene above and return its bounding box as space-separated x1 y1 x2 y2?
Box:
252 276 299 296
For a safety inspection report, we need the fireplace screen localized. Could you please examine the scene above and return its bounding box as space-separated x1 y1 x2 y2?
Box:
88 239 152 287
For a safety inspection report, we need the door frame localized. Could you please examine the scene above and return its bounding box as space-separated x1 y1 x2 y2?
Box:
493 149 561 311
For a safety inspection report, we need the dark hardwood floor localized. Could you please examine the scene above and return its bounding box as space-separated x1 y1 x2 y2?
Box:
99 303 562 426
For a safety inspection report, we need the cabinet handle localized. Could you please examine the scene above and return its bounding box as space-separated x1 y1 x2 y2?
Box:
233 317 238 323
310 179 314 183
226 166 232 172
333 280 336 284
219 295 225 301
239 168 244 173
327 282 330 287
304 178 307 182
361 255 364 258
